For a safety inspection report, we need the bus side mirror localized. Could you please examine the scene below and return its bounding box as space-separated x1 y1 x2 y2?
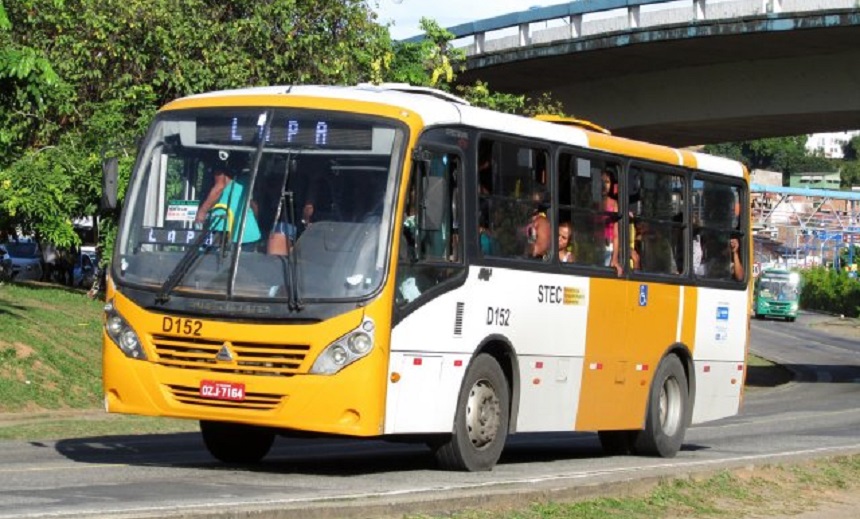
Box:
101 157 119 211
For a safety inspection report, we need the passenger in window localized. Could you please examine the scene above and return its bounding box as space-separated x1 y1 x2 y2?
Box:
525 189 551 260
700 234 743 281
729 237 744 281
477 163 498 256
635 220 677 274
558 221 574 263
601 169 622 275
693 228 704 276
479 213 498 256
195 151 260 249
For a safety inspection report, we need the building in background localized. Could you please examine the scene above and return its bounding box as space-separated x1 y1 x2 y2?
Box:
805 131 860 159
788 171 841 190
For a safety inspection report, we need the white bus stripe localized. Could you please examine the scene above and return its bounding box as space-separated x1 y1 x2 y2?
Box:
676 285 684 343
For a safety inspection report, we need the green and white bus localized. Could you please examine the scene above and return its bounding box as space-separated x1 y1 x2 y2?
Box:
753 268 800 321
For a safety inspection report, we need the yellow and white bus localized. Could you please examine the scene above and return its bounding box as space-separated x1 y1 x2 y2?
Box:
102 84 750 471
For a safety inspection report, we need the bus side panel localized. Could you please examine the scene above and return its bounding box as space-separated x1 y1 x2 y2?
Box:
385 351 471 433
690 287 748 423
575 279 676 431
680 285 700 351
515 355 584 432
385 266 589 434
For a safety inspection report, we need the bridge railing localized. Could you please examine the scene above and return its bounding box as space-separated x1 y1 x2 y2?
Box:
405 0 859 55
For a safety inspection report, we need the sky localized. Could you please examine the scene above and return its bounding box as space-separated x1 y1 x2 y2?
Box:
373 0 556 40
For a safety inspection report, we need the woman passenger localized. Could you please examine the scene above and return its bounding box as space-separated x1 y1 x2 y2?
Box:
601 169 622 275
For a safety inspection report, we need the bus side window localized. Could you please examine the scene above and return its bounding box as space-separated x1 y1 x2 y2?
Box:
395 149 463 308
630 166 684 276
557 153 623 270
693 178 744 282
483 140 550 260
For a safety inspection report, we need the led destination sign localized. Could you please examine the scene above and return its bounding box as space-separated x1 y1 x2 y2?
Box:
196 114 374 150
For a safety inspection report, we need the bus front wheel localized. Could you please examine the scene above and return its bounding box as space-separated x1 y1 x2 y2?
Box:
633 354 689 458
200 420 275 464
433 354 510 471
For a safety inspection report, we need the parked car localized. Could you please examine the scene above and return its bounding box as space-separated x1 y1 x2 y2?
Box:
73 246 99 288
0 245 12 282
2 241 43 282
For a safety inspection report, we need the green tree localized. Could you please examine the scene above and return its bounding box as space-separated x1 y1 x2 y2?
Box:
838 135 860 188
387 19 568 117
1 0 391 247
839 160 860 188
386 18 465 88
842 135 860 161
704 136 837 183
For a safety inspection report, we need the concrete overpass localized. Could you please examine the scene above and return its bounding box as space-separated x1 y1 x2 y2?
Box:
429 0 860 147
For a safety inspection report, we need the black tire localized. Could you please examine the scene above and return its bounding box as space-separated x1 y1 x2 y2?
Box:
633 354 689 457
200 420 275 464
598 430 637 456
787 316 796 322
433 354 510 471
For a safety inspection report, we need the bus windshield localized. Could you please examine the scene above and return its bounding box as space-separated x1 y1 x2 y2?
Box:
115 107 406 303
757 271 800 301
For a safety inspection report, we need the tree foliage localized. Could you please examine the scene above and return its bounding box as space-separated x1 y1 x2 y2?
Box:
0 0 390 247
0 1 567 254
392 20 568 117
704 137 836 178
842 135 860 161
704 136 846 188
800 266 860 318
386 18 464 88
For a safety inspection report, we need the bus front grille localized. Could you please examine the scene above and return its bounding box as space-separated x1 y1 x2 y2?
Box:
165 384 284 410
150 334 310 377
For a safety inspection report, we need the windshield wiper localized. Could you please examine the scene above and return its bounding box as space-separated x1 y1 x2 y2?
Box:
273 155 302 311
286 188 303 311
156 219 225 304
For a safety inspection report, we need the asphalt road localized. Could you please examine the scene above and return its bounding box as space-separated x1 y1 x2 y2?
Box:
1 312 858 519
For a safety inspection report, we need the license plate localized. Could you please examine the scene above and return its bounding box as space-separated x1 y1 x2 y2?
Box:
199 380 246 401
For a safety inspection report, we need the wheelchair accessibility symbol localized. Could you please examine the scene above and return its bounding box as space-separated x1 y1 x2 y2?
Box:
639 284 648 307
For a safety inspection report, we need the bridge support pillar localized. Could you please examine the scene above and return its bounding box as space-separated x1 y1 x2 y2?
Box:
629 6 641 29
764 0 783 14
569 14 582 38
518 23 530 46
694 0 707 20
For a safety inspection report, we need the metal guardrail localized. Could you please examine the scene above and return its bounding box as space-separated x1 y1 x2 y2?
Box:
404 0 859 55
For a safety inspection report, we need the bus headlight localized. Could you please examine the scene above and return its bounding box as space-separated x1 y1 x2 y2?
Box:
310 317 375 375
348 332 372 355
103 300 147 360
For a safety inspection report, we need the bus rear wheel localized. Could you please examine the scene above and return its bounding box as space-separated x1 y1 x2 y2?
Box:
433 354 510 471
200 420 275 464
633 354 689 457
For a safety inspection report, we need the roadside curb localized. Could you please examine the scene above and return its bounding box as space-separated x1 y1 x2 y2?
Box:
71 446 860 519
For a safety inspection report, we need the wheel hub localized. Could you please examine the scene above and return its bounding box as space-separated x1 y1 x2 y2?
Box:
465 379 500 449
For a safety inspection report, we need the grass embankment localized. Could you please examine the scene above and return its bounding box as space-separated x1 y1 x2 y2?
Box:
410 455 860 519
0 282 196 438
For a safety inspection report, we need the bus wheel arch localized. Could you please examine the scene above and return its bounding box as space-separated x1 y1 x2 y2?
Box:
433 338 515 471
634 349 692 458
475 337 518 433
